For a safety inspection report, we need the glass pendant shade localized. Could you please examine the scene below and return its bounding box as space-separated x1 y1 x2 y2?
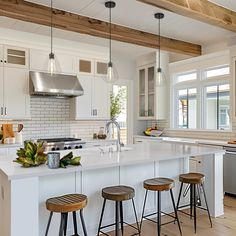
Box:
156 67 166 87
105 62 118 83
48 52 56 75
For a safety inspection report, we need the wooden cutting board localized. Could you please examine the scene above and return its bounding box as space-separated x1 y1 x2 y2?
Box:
2 124 15 141
228 140 236 144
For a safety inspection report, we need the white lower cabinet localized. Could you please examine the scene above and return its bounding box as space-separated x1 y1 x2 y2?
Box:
71 74 110 120
0 67 30 119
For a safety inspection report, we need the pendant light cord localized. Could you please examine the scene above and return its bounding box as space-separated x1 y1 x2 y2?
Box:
50 0 53 55
158 16 161 69
109 6 112 64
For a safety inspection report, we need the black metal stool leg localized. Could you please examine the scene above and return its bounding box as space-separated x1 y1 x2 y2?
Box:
64 213 68 236
170 189 182 235
59 213 66 236
132 198 141 235
45 211 53 236
115 201 120 236
140 189 148 230
193 184 197 233
176 182 183 210
190 184 193 219
73 211 78 236
201 183 213 228
119 201 124 235
97 199 107 236
157 191 161 236
80 209 88 236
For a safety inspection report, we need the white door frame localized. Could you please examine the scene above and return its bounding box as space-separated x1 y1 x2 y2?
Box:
112 79 134 144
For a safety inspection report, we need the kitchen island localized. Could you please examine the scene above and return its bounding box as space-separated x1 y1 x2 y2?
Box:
0 142 224 236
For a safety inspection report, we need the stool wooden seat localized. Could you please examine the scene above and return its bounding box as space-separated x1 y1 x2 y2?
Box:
45 194 88 236
98 185 140 236
46 194 87 213
179 172 205 184
144 177 175 191
102 185 135 201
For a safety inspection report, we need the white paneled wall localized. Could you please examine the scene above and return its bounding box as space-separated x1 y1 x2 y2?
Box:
0 97 106 140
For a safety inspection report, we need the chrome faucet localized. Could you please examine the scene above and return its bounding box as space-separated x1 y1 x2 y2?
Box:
106 119 124 152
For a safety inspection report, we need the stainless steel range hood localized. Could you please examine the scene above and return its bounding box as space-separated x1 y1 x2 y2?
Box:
29 71 84 97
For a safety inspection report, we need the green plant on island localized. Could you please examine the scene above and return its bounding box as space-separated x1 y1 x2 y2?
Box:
110 87 126 120
59 151 81 168
14 142 47 168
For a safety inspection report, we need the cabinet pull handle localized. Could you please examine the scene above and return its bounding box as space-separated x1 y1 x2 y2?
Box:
1 107 3 115
4 107 6 115
94 109 97 116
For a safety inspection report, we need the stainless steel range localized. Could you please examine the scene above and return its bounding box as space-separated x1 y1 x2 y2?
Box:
37 138 86 152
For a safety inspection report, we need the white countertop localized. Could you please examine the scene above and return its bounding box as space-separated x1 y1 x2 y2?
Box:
0 142 224 180
0 143 22 149
134 135 228 146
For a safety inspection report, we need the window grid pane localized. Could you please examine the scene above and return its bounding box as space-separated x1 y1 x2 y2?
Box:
206 66 230 78
176 72 197 83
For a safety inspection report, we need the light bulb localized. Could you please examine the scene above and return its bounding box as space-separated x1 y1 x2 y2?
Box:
104 62 118 83
156 68 166 87
48 53 56 75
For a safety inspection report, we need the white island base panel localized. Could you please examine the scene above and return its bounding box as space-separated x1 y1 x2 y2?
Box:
0 142 224 236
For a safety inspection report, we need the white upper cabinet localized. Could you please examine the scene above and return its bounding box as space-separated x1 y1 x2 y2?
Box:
3 67 30 119
0 44 30 120
71 58 110 120
30 49 76 74
0 45 28 69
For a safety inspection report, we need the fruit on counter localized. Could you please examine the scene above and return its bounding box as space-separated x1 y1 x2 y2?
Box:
143 125 163 137
59 151 81 168
14 142 47 168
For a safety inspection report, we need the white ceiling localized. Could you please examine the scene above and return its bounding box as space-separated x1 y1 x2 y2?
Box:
0 0 236 58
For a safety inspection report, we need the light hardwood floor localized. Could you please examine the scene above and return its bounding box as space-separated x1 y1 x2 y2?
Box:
109 196 236 236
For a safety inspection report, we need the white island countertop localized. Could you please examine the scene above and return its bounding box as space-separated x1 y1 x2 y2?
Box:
0 142 224 180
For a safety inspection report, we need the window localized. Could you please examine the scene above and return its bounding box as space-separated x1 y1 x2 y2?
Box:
172 63 230 131
206 66 230 78
177 88 197 128
205 84 230 130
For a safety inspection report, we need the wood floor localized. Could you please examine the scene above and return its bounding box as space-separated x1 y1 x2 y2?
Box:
109 196 236 236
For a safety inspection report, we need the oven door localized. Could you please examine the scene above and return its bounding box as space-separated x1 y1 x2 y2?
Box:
224 147 236 196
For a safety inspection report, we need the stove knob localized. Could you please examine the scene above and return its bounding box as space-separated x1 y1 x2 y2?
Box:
68 146 71 150
75 146 79 149
56 147 60 151
51 148 55 151
64 147 68 150
79 145 83 149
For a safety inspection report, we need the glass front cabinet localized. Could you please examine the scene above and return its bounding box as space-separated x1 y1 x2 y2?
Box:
138 64 155 119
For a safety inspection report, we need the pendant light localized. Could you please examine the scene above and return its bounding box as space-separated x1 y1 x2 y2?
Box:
154 13 166 87
104 1 118 83
48 0 56 75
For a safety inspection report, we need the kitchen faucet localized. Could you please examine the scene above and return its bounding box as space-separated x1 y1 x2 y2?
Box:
106 119 124 152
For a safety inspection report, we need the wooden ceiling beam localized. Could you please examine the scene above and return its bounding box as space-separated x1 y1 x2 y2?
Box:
0 0 201 56
138 0 236 32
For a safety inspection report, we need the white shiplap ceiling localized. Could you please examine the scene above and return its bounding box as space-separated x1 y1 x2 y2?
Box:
0 0 236 58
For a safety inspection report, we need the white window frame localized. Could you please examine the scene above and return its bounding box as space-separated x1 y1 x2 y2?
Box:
170 51 231 131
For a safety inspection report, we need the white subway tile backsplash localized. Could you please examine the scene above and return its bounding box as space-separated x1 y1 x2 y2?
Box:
0 97 107 140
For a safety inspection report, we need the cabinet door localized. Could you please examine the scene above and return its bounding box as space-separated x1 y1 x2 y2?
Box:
3 67 30 119
0 45 4 67
147 66 155 117
92 76 110 119
95 61 107 76
138 68 146 118
78 58 93 74
73 75 93 119
4 45 28 69
0 67 3 118
30 49 76 74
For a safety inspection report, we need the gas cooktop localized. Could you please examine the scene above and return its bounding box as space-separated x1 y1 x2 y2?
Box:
37 137 85 151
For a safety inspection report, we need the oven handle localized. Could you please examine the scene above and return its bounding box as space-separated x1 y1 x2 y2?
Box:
225 151 236 155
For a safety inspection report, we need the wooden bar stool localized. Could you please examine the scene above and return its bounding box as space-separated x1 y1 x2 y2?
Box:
140 177 182 236
97 185 140 236
176 172 212 233
45 194 88 236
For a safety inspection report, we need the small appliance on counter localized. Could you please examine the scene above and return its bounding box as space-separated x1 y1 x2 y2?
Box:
27 138 86 152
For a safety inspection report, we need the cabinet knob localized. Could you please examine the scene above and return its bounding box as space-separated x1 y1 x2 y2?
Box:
0 60 3 63
4 60 7 63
